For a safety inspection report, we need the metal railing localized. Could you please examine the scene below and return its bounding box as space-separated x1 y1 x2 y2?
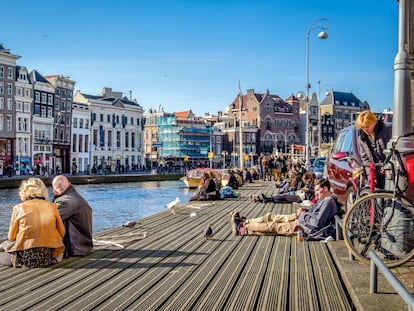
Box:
369 251 414 311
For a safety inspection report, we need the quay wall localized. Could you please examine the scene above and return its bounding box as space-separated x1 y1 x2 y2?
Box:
0 173 182 189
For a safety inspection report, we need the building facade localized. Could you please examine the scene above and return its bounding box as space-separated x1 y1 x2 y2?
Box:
45 75 75 174
0 44 20 176
14 65 32 175
30 70 55 175
74 87 144 173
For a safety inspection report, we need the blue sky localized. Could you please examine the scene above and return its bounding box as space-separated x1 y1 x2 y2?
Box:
2 0 399 116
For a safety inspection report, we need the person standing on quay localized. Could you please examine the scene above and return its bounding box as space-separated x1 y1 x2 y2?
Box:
52 175 93 258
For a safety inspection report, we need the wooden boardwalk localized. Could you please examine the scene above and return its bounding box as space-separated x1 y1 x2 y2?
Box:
0 181 353 311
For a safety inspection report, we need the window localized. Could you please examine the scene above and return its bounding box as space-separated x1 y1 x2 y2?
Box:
23 118 28 132
17 117 22 131
73 117 78 128
0 83 3 94
125 132 129 148
0 97 3 109
41 93 46 103
72 134 77 152
7 98 12 110
24 88 30 97
16 87 22 96
85 119 89 129
0 114 3 130
93 129 98 145
79 118 84 129
47 94 53 105
0 67 3 78
79 135 83 152
24 102 30 112
6 115 12 131
7 68 13 79
131 132 135 148
116 131 121 148
107 130 112 147
35 92 40 103
85 135 89 152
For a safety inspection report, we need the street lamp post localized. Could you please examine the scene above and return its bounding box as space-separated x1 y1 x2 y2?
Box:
238 93 244 171
303 18 330 168
393 0 411 137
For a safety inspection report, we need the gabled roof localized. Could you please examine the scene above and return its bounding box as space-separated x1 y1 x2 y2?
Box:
230 90 292 112
331 91 363 107
29 70 50 84
175 110 194 119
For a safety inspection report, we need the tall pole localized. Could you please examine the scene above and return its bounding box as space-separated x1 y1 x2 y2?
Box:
304 18 329 168
238 93 244 171
393 0 411 137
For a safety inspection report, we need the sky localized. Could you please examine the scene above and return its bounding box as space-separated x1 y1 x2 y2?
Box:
2 0 400 116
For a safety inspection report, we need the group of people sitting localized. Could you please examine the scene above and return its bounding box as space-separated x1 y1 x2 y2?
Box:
0 176 93 268
189 170 243 201
232 178 340 240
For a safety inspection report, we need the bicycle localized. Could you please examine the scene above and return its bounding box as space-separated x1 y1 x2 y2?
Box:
343 132 414 267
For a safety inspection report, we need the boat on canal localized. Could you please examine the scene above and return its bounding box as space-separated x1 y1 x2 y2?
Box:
180 168 225 188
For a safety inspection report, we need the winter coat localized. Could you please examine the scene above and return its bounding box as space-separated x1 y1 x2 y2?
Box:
53 185 93 256
8 198 65 259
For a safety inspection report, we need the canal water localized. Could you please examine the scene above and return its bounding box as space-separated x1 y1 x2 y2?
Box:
0 180 193 239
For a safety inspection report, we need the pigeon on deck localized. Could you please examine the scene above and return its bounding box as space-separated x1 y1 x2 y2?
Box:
166 197 180 215
204 224 213 240
122 220 137 228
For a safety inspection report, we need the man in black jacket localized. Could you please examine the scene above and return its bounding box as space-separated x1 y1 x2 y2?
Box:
52 175 93 257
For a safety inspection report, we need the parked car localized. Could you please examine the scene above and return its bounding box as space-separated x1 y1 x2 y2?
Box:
311 156 326 180
325 124 363 212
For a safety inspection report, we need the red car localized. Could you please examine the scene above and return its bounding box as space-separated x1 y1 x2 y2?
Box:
325 124 363 212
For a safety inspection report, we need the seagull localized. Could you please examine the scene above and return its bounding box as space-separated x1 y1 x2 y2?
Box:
204 224 213 240
166 197 180 215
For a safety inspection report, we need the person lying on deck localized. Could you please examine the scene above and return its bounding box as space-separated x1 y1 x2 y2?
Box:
251 172 316 204
231 178 337 237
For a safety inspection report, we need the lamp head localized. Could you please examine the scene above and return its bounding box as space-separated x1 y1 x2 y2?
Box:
296 92 306 100
318 31 328 39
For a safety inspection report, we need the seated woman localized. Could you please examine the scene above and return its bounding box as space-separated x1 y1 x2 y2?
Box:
189 172 220 201
237 179 337 236
0 178 65 268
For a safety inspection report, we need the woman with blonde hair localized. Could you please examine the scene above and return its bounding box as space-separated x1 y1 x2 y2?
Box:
355 110 391 189
0 178 65 268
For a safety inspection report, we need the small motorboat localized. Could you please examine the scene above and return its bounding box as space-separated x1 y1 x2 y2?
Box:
180 168 221 188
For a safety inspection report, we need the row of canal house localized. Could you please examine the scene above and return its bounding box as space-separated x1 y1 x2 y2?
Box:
1 41 368 176
143 88 367 169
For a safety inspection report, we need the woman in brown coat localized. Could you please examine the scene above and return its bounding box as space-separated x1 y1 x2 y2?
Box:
1 178 65 268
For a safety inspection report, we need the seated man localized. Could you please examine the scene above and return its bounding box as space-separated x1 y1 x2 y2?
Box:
231 178 337 237
52 175 93 257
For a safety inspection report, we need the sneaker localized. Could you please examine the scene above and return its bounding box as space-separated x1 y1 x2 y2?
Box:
320 236 334 243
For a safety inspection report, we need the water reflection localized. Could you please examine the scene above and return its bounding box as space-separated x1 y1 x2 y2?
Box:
0 180 192 239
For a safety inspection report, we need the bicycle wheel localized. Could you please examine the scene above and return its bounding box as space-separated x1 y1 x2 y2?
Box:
343 192 414 267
